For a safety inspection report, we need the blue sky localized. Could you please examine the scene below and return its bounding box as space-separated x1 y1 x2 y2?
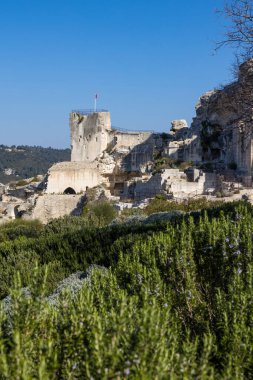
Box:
0 0 234 148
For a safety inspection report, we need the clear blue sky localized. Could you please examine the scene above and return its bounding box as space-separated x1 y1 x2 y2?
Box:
0 0 234 148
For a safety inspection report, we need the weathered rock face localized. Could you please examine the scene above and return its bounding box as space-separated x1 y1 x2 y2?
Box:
97 152 116 175
191 58 253 175
165 118 201 163
170 119 188 134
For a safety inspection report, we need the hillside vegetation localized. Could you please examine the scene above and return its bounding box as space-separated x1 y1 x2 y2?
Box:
0 201 252 378
0 145 70 184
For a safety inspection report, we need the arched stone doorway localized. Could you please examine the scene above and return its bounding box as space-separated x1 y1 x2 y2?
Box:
64 187 76 195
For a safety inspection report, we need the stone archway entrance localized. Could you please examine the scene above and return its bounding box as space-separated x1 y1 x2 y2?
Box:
64 187 76 195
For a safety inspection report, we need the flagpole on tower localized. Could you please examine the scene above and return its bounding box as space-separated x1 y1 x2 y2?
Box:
94 94 98 112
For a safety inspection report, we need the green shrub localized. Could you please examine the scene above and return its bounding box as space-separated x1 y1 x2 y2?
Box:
154 157 175 169
82 201 117 227
0 201 252 377
0 219 43 242
15 179 28 187
144 196 224 215
120 207 144 217
178 160 193 170
30 176 40 183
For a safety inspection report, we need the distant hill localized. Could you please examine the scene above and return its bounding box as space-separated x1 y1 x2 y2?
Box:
0 145 70 184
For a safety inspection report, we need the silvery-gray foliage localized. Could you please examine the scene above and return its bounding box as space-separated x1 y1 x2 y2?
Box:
1 265 108 314
144 210 184 224
110 214 146 226
47 265 108 305
2 287 31 317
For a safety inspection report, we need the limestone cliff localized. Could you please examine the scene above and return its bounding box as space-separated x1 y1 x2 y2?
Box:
191 59 253 174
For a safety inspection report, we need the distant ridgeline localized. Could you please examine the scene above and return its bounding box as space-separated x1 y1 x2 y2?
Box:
0 145 70 184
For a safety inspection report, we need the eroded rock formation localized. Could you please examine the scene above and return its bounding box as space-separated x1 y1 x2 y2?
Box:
191 59 253 176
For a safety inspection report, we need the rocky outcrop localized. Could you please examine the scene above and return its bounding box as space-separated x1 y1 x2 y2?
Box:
97 152 116 174
193 60 253 129
166 119 201 163
191 59 253 175
170 119 188 136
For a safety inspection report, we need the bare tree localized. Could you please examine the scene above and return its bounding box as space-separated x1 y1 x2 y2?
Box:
217 0 253 61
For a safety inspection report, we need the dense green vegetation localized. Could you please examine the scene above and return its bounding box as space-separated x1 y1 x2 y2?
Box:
0 201 253 378
0 145 70 184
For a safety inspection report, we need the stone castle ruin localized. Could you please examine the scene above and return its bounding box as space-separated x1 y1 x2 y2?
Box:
46 111 214 200
46 111 157 197
46 59 253 202
1 58 253 223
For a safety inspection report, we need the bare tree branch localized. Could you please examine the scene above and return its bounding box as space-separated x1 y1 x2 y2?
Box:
217 0 253 62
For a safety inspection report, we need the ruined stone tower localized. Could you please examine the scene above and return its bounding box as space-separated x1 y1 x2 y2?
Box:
70 111 111 162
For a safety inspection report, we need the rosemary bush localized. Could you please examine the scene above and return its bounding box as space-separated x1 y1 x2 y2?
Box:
0 201 252 378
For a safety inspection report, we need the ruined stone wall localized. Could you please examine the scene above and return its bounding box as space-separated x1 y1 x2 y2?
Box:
114 131 153 148
168 172 217 196
70 112 112 162
46 162 101 194
69 112 156 172
122 169 218 201
112 132 163 173
165 135 200 163
31 194 85 224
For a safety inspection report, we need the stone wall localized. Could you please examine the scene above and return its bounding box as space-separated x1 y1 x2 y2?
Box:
168 172 217 196
122 169 217 201
31 194 85 224
46 162 101 194
114 131 153 148
113 132 165 173
164 135 200 163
